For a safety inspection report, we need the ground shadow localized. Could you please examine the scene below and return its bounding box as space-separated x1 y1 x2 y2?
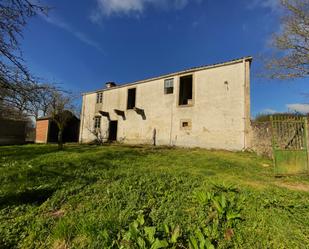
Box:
0 188 55 208
0 145 59 162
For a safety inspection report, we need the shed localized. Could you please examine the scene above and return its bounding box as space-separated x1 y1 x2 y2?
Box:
35 114 80 144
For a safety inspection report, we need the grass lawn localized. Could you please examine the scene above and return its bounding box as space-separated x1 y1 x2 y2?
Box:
0 144 309 248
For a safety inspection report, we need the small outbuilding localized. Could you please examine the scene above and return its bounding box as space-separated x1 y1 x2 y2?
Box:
35 114 80 144
0 118 27 145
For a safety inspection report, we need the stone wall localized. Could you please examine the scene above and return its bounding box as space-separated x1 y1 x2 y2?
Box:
250 121 273 157
250 118 309 158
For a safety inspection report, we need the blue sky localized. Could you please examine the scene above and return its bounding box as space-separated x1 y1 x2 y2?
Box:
21 0 308 117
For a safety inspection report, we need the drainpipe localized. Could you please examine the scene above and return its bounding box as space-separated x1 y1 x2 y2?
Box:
79 95 85 143
169 84 175 146
243 58 251 150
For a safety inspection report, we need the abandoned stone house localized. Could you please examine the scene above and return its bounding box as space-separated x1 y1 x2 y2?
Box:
79 57 252 150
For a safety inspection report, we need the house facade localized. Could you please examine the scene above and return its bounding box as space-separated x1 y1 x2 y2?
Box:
79 57 252 150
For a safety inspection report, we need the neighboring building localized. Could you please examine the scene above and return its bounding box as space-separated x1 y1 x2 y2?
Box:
79 57 252 150
35 114 80 144
0 118 27 145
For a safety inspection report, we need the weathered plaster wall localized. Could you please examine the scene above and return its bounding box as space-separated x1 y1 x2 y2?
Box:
79 60 250 150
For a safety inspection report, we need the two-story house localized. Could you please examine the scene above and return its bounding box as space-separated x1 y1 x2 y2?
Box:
79 56 252 150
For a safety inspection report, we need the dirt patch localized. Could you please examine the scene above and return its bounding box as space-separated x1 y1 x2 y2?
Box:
261 163 271 168
49 209 65 218
240 180 268 189
275 182 309 192
52 239 69 249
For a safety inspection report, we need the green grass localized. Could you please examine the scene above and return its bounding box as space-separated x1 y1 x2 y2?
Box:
0 144 309 248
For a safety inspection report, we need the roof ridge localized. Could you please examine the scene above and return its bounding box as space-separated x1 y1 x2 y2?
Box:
83 56 252 95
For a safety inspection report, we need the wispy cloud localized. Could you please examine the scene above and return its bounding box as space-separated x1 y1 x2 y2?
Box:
41 14 104 53
91 0 203 22
286 103 309 113
261 108 277 114
246 0 280 12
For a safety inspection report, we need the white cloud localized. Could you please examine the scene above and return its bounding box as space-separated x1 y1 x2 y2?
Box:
286 104 309 113
91 0 202 21
97 0 145 15
41 14 104 53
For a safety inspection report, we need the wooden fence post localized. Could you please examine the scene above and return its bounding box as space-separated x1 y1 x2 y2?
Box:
304 117 309 173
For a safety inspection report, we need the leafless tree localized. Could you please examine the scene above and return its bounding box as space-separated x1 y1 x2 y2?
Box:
85 123 108 145
47 90 77 150
0 75 57 119
0 0 49 114
265 0 309 79
88 128 107 145
0 0 47 77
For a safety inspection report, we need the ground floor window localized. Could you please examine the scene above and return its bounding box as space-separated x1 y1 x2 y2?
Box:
94 116 101 129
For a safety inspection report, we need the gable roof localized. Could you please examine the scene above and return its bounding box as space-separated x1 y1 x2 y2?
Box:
83 56 252 95
36 111 80 121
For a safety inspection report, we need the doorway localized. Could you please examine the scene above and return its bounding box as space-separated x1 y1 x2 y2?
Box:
108 121 118 141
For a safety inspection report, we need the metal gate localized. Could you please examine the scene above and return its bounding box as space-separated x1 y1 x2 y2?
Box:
271 115 308 175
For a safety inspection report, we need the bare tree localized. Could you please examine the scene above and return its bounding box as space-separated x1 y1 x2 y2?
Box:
25 83 59 118
0 76 57 119
85 116 108 145
0 0 49 113
35 84 57 117
47 90 77 150
265 0 309 79
0 0 47 77
87 127 107 145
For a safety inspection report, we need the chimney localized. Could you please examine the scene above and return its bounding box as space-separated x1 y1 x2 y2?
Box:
106 82 116 88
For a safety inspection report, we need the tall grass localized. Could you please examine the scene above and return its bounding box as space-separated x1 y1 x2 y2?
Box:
0 144 308 248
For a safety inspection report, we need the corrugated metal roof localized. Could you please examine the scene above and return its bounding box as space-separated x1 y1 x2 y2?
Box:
83 56 252 95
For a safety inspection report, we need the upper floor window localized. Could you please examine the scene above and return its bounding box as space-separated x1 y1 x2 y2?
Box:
96 92 103 104
94 116 101 129
127 88 136 109
164 78 174 94
179 75 193 106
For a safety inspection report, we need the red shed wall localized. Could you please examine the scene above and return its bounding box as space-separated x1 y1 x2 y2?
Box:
35 119 49 143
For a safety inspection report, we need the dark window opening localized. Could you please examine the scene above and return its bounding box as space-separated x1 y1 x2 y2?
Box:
180 120 192 130
94 116 101 129
127 88 136 109
182 121 189 127
96 92 103 103
164 78 174 94
179 75 193 105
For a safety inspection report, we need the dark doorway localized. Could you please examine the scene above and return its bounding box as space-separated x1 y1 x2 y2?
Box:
108 121 118 141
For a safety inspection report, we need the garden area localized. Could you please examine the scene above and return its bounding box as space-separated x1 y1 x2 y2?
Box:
0 144 309 248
